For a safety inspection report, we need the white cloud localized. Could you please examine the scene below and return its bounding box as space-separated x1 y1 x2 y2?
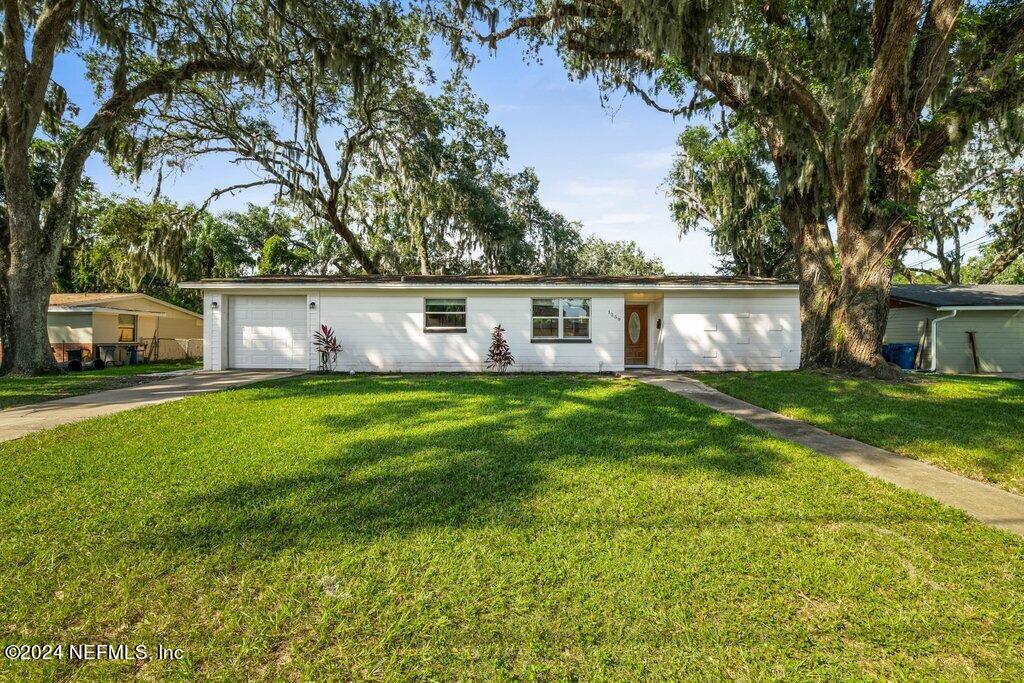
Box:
587 212 653 227
620 148 676 172
562 179 643 200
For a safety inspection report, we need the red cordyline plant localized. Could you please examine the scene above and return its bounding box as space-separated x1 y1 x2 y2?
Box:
486 324 515 374
313 324 342 372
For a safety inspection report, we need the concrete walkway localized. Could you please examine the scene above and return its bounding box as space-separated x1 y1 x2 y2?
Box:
0 370 300 443
623 370 1024 538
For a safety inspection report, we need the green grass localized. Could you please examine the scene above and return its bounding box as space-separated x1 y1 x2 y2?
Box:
1 374 1023 679
696 371 1024 494
0 360 201 410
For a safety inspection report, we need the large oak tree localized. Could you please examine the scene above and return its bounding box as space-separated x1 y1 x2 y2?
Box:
461 0 1024 372
0 0 362 374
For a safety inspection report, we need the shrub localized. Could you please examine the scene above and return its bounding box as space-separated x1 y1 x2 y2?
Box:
313 324 342 372
486 324 515 373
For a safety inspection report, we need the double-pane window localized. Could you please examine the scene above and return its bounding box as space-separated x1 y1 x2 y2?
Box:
532 298 590 340
424 299 467 331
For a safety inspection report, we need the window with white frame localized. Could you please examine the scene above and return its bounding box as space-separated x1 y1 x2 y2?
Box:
532 298 591 340
424 298 467 331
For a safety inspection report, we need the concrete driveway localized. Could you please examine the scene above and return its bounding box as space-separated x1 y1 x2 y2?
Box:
0 370 300 443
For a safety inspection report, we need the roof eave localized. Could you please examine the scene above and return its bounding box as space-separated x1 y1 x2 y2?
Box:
179 281 800 291
935 305 1024 311
49 306 169 316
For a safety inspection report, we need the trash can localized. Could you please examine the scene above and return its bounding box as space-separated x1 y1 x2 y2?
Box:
97 345 116 364
128 346 139 365
892 343 919 370
882 343 897 363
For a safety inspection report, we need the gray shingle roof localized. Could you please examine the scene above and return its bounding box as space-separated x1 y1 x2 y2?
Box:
891 284 1024 308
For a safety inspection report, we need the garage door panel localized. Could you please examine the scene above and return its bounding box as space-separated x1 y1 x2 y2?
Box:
229 296 306 369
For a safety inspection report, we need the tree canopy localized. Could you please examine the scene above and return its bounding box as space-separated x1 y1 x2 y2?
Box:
461 0 1024 372
899 126 1024 284
668 121 793 278
2 0 403 372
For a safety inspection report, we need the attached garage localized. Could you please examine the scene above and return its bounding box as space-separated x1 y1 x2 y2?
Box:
227 295 307 369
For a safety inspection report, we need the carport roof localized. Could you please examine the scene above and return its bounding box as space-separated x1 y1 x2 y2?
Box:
891 284 1024 308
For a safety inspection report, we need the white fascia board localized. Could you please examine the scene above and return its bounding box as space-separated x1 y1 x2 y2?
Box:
179 281 800 292
934 305 1024 311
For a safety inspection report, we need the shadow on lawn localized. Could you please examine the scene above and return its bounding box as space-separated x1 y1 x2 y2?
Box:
141 375 922 558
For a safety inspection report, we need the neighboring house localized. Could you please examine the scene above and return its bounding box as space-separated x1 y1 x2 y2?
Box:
48 292 204 364
180 275 800 372
885 285 1024 373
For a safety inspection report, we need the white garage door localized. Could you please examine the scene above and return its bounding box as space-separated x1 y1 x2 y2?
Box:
229 296 307 369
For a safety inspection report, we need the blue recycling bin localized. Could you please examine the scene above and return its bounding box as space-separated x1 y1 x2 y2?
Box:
128 346 139 365
881 343 896 363
892 343 919 370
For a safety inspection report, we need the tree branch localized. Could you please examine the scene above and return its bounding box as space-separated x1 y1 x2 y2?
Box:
42 56 263 258
837 0 924 225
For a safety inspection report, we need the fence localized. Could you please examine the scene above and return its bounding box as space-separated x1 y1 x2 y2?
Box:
146 338 203 362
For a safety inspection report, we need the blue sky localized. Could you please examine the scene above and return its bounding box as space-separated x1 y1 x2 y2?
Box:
56 39 717 274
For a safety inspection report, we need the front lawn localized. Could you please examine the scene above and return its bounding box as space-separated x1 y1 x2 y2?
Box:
1 375 1022 679
697 372 1024 494
0 360 201 410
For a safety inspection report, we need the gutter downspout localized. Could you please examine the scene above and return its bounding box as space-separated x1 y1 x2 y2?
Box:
930 309 958 372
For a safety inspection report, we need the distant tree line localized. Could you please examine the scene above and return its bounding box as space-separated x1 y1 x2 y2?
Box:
49 191 663 313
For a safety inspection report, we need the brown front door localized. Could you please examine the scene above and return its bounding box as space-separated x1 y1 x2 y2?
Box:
624 304 648 366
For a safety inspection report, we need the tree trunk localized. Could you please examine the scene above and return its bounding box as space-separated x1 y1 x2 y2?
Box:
4 196 59 374
325 207 379 274
778 187 839 369
2 123 59 375
0 216 10 372
5 257 56 374
831 217 898 374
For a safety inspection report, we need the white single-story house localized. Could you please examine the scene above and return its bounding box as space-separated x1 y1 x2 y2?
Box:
48 292 204 364
885 284 1024 373
180 275 800 373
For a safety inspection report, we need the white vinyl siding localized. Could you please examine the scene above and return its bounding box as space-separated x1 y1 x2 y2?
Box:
228 295 307 369
934 309 1024 373
883 305 935 370
661 291 799 370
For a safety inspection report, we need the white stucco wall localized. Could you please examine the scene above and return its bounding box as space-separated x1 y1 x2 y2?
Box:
203 292 225 371
197 286 801 372
316 289 625 372
660 290 800 370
